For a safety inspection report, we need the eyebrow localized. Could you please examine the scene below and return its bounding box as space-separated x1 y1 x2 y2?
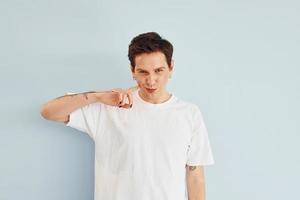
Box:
136 67 166 72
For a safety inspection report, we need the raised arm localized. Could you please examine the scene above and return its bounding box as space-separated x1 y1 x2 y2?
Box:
40 86 138 123
40 91 104 123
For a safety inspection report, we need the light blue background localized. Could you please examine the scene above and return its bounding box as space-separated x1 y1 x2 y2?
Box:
1 0 299 199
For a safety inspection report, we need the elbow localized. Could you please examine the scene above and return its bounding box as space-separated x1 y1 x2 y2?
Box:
40 104 51 120
40 104 68 123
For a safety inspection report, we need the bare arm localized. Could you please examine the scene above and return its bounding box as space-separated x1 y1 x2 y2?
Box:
40 91 105 123
40 86 138 123
186 165 206 200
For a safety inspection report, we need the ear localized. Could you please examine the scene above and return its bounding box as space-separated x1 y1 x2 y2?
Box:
129 64 132 70
130 64 135 72
130 65 136 79
169 59 174 72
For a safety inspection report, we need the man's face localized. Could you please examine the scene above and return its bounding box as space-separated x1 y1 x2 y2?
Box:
131 51 174 97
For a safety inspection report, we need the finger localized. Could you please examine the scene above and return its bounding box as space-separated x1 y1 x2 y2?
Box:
127 92 133 107
120 92 128 106
121 103 131 109
116 92 123 106
119 92 132 109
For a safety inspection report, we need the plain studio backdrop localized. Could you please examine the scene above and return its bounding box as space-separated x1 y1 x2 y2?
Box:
0 0 299 199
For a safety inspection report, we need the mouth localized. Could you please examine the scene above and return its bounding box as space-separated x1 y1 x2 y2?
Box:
145 88 157 93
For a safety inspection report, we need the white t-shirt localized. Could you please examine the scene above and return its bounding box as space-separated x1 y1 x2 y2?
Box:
66 89 214 200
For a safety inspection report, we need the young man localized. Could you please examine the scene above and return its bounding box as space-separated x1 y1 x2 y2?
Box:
40 32 214 200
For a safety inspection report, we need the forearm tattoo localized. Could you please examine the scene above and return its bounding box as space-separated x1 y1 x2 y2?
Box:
55 91 97 100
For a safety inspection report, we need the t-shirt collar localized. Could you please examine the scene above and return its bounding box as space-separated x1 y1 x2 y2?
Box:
133 88 177 109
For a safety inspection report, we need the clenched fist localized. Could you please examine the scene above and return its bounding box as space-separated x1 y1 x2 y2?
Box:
94 85 139 109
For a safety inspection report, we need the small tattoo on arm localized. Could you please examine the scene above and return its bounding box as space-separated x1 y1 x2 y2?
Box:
188 166 197 171
81 91 97 100
55 91 97 100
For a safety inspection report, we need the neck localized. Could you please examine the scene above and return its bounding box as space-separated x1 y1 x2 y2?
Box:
138 89 172 104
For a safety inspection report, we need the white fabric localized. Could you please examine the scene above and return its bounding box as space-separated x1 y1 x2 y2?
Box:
66 89 214 200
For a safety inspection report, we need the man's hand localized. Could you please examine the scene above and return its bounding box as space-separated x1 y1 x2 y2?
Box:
94 85 139 109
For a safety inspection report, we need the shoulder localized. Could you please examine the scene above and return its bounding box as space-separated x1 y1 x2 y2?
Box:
173 97 206 124
174 96 202 114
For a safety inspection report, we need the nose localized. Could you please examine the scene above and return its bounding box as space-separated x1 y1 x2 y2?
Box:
146 74 157 88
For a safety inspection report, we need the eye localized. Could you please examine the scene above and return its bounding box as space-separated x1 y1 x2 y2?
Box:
139 71 149 75
156 69 164 72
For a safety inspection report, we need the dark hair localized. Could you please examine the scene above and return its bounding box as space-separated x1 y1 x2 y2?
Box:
128 32 173 71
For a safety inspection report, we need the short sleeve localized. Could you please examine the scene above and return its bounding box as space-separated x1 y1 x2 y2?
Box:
186 106 215 166
66 102 104 140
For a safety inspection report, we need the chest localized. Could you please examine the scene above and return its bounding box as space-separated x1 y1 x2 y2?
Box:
102 109 192 150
